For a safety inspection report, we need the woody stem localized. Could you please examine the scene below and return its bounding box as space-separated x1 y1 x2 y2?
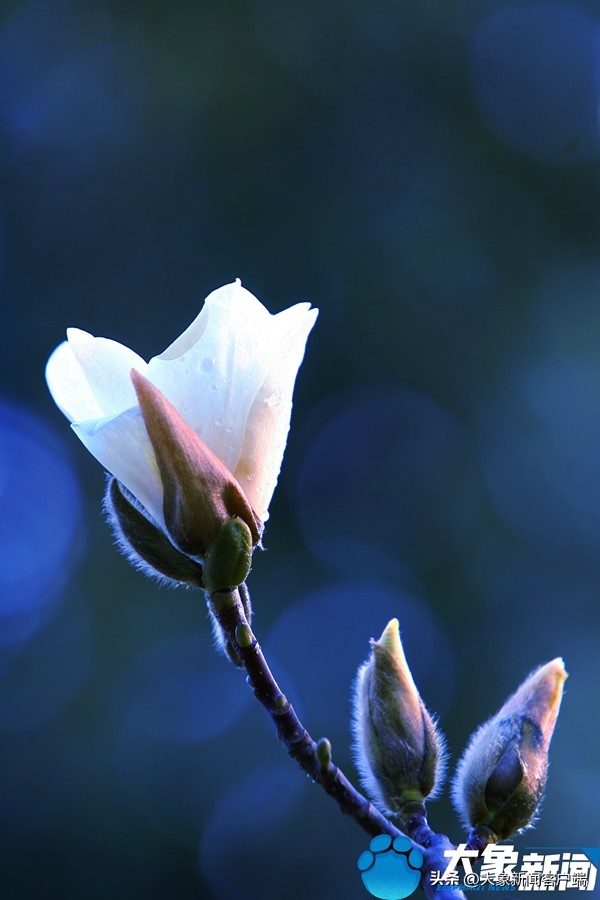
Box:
207 583 465 900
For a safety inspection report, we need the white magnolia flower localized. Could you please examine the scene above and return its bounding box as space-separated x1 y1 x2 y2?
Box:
46 280 318 531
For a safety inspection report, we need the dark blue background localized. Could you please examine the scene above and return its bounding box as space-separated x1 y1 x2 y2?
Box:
1 1 599 897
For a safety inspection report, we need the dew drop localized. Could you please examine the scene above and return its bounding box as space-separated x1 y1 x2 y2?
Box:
201 358 214 373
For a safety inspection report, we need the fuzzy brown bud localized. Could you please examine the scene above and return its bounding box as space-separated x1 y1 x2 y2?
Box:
451 657 567 840
352 619 446 819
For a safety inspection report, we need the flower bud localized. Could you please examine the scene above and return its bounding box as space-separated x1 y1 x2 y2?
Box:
351 619 446 818
451 657 567 840
131 369 262 560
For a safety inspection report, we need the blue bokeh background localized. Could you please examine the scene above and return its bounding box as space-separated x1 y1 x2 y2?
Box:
1 1 599 897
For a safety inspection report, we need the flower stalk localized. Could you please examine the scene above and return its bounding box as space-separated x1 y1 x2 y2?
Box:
206 579 465 900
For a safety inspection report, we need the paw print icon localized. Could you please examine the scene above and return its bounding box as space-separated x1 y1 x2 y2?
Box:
357 834 423 900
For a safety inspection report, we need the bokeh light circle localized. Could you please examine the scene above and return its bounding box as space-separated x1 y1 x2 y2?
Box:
199 763 305 900
0 400 83 643
479 353 600 563
264 580 455 742
114 631 249 745
471 5 600 164
0 591 91 732
111 631 251 840
0 0 144 166
297 387 480 575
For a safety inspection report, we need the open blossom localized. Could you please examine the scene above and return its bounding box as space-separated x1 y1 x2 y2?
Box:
45 280 318 540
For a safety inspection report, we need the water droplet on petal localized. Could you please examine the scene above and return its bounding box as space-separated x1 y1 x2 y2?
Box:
266 391 282 409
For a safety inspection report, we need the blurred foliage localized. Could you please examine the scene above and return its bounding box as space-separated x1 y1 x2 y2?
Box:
1 1 599 898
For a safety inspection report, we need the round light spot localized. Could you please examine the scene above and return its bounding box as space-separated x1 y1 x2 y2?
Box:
0 401 83 643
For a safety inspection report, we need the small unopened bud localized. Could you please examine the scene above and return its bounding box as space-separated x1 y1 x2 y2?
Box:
451 657 567 840
131 369 262 559
316 737 333 771
351 619 446 818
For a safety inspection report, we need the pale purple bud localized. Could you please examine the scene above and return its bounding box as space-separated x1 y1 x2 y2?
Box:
352 619 446 819
451 658 567 840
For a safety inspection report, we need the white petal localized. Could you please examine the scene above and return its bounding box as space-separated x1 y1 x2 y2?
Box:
73 408 164 527
47 281 317 527
147 280 277 476
45 339 105 423
156 279 258 361
66 328 148 418
235 304 318 521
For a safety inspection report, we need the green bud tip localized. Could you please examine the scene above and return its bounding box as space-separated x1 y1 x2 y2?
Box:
235 622 254 649
316 738 332 770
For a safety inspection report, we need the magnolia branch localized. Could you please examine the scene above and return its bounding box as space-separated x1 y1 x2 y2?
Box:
49 284 566 899
208 584 466 900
